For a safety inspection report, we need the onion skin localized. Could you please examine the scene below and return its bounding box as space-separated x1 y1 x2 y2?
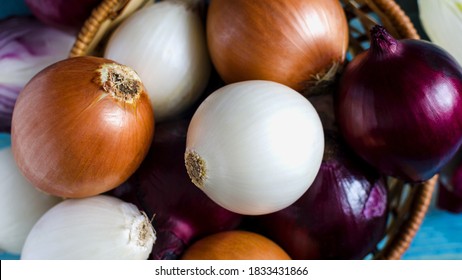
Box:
252 132 388 260
24 0 101 31
181 230 291 260
206 0 348 92
11 56 154 198
337 26 462 182
109 120 242 260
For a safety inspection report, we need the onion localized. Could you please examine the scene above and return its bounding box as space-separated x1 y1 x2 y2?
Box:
11 56 154 198
418 0 462 66
251 131 388 260
109 119 242 260
0 145 61 254
337 25 462 182
0 17 75 132
437 152 462 213
24 0 101 31
104 0 211 122
185 80 324 215
206 0 348 93
181 230 291 260
21 195 155 260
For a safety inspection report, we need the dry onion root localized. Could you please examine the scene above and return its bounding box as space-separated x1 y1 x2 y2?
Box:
21 195 156 260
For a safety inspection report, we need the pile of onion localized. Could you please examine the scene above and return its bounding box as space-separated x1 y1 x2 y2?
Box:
206 0 349 93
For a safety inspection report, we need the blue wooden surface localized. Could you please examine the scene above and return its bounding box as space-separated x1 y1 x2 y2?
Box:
1 0 461 260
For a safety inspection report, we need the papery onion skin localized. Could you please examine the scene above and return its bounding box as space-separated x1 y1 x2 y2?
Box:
185 80 324 215
24 0 101 31
252 131 388 260
21 195 155 260
181 230 291 260
337 25 462 182
109 120 242 260
0 17 75 132
206 0 348 92
11 56 154 198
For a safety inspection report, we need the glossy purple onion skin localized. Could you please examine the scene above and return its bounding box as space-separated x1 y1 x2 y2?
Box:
109 120 242 260
252 133 388 259
25 0 101 31
337 26 462 182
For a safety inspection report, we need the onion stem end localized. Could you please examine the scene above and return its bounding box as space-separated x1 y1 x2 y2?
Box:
185 150 207 189
97 63 143 104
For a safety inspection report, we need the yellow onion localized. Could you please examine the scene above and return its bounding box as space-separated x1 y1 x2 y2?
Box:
11 56 154 198
206 0 349 93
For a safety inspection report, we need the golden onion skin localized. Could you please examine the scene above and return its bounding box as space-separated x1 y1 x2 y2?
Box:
11 56 154 198
207 0 349 92
181 230 291 260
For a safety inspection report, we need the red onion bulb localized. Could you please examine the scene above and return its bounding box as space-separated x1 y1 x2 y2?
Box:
337 25 462 182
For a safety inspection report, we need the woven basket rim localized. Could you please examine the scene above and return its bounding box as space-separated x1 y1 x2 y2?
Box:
69 0 435 260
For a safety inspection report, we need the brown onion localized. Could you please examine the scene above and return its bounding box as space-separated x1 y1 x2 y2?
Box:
206 0 349 93
11 56 154 198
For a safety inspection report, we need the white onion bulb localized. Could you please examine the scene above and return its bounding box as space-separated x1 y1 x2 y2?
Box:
104 0 211 121
0 146 61 254
418 0 462 66
21 195 155 260
185 80 324 215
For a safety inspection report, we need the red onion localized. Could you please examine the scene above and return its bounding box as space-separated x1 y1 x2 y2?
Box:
251 131 388 259
337 25 462 182
437 153 462 213
0 17 75 132
24 0 101 31
109 119 242 259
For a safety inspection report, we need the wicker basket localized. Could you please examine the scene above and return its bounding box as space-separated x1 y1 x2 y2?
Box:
70 0 436 260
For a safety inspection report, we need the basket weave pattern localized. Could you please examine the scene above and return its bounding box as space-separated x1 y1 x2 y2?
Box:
70 0 436 260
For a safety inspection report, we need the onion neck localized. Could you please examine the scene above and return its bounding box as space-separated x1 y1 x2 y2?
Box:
96 63 143 103
370 25 399 58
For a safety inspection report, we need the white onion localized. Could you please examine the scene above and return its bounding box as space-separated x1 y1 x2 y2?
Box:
104 0 211 122
185 80 324 215
418 0 462 66
21 195 156 260
0 145 61 254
